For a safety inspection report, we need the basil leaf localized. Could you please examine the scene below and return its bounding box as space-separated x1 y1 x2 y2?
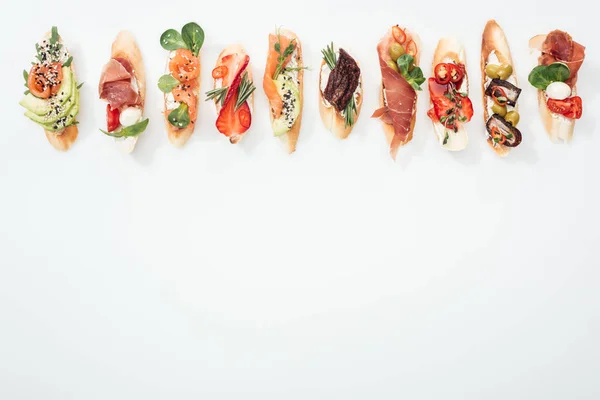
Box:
168 103 190 129
63 56 73 68
181 22 205 57
100 118 149 138
158 74 180 93
396 54 414 75
547 62 570 82
528 65 552 90
160 29 187 51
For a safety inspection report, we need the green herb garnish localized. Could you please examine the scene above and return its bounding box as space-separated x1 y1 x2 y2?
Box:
100 118 149 138
158 75 180 93
396 54 425 91
205 87 228 106
321 42 337 70
528 62 570 90
168 103 190 129
77 82 84 89
160 29 187 51
273 29 297 80
63 56 73 68
343 94 357 128
235 72 256 111
181 22 204 57
443 132 449 145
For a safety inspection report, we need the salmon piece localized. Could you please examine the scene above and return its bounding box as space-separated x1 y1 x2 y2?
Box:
263 33 295 118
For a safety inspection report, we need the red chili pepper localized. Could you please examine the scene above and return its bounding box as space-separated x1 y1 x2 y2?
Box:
392 25 407 44
434 63 451 85
448 63 464 84
212 65 228 79
406 40 417 57
490 126 506 145
491 87 508 106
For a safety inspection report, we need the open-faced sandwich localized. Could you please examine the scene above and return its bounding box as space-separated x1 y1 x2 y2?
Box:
371 25 425 159
19 27 81 151
427 37 473 151
205 45 255 144
481 20 523 156
263 28 306 154
158 22 204 147
528 30 585 143
98 31 148 153
318 43 362 138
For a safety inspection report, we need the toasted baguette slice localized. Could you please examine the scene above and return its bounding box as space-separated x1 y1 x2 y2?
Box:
265 29 304 154
109 31 146 153
37 31 78 151
211 44 254 144
318 53 363 139
376 28 422 159
529 34 575 143
431 37 468 151
481 20 516 157
164 52 200 147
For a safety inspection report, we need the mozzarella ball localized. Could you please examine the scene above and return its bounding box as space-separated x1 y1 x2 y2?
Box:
546 82 571 100
119 107 142 127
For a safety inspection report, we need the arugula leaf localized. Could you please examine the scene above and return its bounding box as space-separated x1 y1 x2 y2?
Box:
528 62 570 90
77 82 84 89
23 70 28 83
24 90 30 95
168 103 190 129
181 22 205 57
396 54 425 91
50 26 59 45
158 74 180 93
100 118 149 138
160 29 187 51
63 56 73 68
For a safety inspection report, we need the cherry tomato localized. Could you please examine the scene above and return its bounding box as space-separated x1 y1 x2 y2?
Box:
406 40 417 57
434 63 451 85
212 65 229 79
448 63 464 84
392 25 407 44
106 104 120 132
547 96 583 119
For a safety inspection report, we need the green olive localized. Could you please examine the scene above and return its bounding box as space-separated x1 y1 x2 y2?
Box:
389 43 405 62
492 104 507 117
505 111 520 126
485 64 500 79
497 64 514 80
387 60 399 72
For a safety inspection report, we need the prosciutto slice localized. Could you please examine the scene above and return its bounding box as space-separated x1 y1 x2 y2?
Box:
98 58 139 109
100 81 139 109
538 30 585 87
371 30 417 158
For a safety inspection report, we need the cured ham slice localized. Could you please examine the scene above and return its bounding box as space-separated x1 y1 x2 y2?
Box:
98 59 132 94
372 30 417 156
100 80 139 109
536 30 585 87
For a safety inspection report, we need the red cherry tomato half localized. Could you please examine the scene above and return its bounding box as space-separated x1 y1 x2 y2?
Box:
448 63 464 84
434 63 451 85
547 96 583 119
392 25 407 45
238 108 251 129
406 40 417 57
212 65 228 80
106 104 120 132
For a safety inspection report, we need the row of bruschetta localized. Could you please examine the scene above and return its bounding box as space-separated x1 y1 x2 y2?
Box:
20 21 585 159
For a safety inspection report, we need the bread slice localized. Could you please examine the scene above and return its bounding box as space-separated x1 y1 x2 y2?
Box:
164 52 200 147
211 44 254 144
109 31 146 153
529 34 575 143
378 28 421 157
318 57 363 139
481 20 515 157
38 31 78 151
268 28 303 154
430 37 468 151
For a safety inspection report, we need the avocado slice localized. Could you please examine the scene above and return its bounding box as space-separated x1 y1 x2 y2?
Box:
271 74 300 136
20 67 75 120
38 88 80 132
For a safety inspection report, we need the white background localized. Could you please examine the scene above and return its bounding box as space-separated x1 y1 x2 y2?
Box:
1 0 599 398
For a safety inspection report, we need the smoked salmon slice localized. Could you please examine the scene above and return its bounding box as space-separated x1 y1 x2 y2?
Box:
263 33 295 118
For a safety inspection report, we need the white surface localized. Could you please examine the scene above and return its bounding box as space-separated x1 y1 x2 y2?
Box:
1 1 599 398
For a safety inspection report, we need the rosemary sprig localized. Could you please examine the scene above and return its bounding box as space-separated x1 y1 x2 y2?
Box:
235 72 256 111
343 95 357 128
321 42 337 70
284 66 309 73
273 29 297 80
205 86 228 106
